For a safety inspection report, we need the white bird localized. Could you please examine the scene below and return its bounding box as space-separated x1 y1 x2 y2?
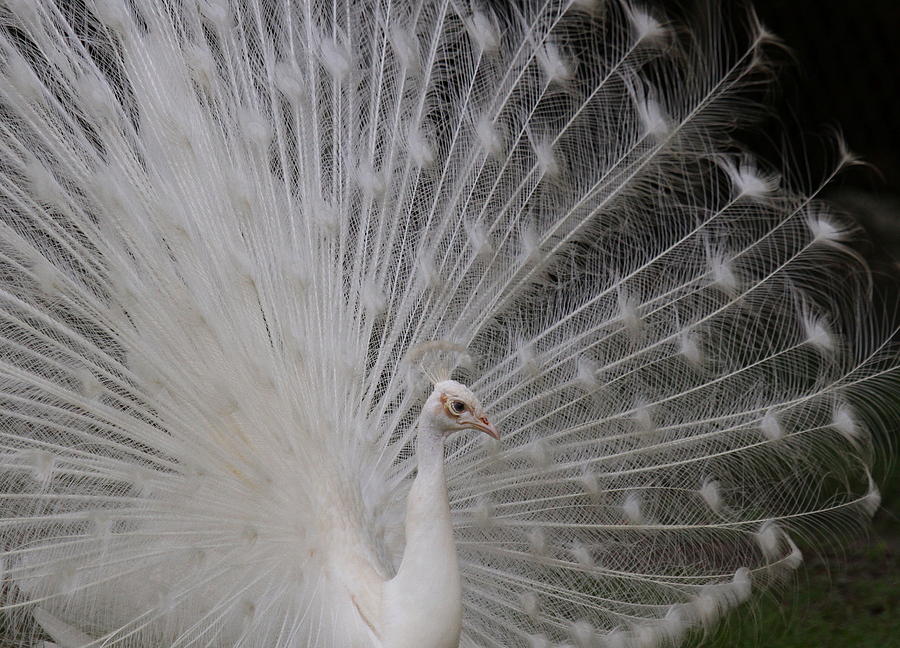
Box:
0 1 893 647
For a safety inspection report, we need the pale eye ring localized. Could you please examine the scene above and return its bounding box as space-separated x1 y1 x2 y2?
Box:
449 400 466 415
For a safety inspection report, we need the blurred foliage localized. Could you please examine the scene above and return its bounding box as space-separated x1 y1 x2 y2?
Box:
689 463 899 648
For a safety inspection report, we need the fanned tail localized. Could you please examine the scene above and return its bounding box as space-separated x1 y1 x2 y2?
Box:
0 1 893 648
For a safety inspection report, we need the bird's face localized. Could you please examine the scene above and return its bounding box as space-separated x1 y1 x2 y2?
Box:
430 380 499 440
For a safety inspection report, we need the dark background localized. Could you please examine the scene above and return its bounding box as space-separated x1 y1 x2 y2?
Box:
755 1 900 188
755 1 900 259
696 3 900 646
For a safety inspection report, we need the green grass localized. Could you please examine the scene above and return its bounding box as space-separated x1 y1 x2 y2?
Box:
695 542 899 647
690 467 900 648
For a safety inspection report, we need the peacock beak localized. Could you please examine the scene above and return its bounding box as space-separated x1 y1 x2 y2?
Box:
471 416 500 440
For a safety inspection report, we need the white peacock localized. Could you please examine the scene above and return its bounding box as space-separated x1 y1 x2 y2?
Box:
0 1 893 647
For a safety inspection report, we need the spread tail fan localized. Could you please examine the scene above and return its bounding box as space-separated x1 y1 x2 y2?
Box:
0 1 894 647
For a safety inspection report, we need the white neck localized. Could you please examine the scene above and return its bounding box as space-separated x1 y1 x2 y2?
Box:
380 422 462 648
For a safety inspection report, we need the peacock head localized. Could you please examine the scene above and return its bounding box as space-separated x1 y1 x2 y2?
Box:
427 380 499 440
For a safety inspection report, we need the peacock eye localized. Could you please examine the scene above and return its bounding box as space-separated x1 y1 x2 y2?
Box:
449 399 466 415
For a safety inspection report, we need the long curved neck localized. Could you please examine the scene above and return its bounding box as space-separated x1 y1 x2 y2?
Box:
401 429 455 575
381 424 462 648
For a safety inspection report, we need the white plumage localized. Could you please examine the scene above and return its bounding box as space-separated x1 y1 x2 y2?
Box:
0 1 893 647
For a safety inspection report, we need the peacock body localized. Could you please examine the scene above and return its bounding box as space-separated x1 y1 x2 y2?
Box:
0 0 893 646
